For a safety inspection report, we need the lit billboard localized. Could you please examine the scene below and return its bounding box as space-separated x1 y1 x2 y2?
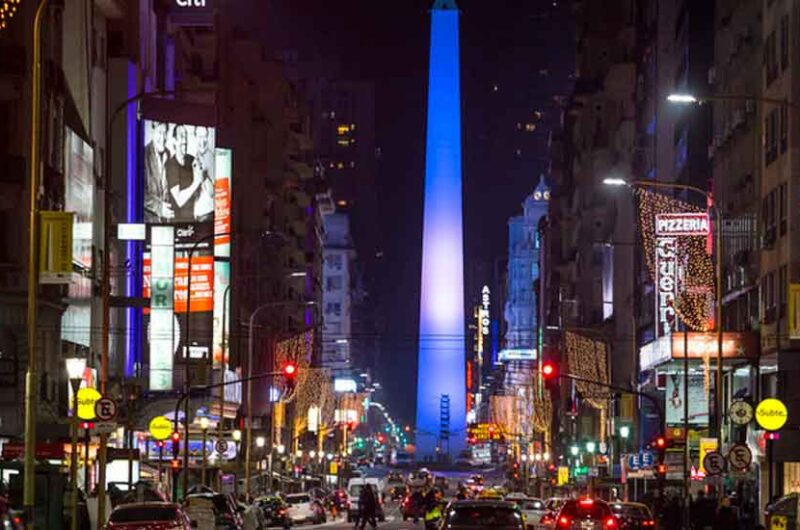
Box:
142 118 219 387
64 128 95 271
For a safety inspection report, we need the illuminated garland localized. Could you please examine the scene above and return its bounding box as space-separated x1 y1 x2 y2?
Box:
0 0 21 31
636 188 715 330
531 372 553 435
490 395 520 438
565 331 609 411
275 330 314 400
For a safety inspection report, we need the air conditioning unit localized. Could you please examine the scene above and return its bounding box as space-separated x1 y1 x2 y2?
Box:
708 66 717 85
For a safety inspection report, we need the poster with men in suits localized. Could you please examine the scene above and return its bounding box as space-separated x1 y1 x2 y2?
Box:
144 119 216 224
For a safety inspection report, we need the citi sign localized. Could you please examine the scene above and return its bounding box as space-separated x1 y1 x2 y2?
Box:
655 213 710 237
175 0 206 6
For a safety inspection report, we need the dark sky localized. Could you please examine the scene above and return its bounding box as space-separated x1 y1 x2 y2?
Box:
261 0 575 425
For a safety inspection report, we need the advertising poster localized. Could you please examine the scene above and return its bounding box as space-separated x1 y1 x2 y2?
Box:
64 127 95 271
143 118 217 388
212 148 232 367
143 223 214 363
148 226 176 391
665 371 709 426
39 211 73 284
143 119 215 224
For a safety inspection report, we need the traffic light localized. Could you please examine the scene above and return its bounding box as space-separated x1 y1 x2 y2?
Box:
283 362 298 392
171 431 181 457
542 361 558 390
655 436 666 450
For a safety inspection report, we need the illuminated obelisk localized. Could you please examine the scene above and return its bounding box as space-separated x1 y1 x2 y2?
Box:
415 0 466 461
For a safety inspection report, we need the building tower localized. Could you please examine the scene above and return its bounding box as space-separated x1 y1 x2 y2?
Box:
415 0 466 460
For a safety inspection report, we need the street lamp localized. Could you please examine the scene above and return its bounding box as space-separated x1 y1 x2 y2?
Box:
570 445 579 457
619 425 630 439
543 452 550 461
256 436 266 448
199 417 210 486
666 93 698 104
232 429 242 442
586 441 596 454
276 443 285 455
65 355 86 530
245 300 315 494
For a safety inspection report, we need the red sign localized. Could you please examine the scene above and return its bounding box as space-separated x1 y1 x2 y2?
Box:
2 442 65 460
214 178 230 248
143 255 214 313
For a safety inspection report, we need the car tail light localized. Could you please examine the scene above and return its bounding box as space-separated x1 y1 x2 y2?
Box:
604 516 618 529
642 520 655 527
579 498 594 507
540 514 554 525
556 515 571 528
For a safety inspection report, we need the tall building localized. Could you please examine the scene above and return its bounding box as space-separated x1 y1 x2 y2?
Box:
319 193 356 375
503 176 550 356
416 0 466 460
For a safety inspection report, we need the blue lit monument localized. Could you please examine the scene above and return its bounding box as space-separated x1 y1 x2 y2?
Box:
415 0 466 460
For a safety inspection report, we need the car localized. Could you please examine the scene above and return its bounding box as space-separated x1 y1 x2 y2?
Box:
515 498 547 529
610 502 655 529
184 492 242 530
104 502 196 530
766 493 800 530
255 496 293 529
442 500 525 530
284 493 324 524
539 498 568 529
553 498 618 529
346 482 386 523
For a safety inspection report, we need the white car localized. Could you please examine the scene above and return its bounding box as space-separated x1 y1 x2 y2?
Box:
284 493 318 524
518 498 547 529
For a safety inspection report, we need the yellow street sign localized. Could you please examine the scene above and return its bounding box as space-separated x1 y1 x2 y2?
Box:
756 398 788 431
771 514 787 530
76 387 102 420
557 466 569 486
149 416 173 441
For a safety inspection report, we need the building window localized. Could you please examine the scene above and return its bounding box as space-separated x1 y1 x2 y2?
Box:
780 182 788 235
781 14 789 71
780 264 788 317
325 302 342 316
765 30 779 86
326 254 343 271
326 275 343 291
765 109 778 164
780 104 788 154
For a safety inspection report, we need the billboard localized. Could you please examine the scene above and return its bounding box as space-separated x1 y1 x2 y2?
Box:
143 120 215 224
665 372 709 426
149 225 176 391
64 128 95 271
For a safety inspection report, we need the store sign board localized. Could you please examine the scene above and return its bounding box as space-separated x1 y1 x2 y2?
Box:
655 213 710 236
641 332 758 370
756 398 788 431
654 234 678 337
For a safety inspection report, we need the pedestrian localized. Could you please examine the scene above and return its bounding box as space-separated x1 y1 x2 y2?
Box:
357 485 378 530
715 497 739 530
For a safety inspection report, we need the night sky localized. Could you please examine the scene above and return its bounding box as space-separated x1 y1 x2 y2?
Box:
261 0 575 425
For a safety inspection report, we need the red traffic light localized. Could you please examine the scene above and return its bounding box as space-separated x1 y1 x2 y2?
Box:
171 431 181 443
542 361 557 379
283 363 297 377
655 436 666 450
170 459 180 469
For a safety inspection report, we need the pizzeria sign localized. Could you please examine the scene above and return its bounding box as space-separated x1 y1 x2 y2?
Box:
655 213 710 237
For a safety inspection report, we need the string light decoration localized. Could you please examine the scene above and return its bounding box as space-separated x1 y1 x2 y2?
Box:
530 372 553 435
274 330 315 399
490 395 520 439
636 188 715 331
0 0 21 32
565 331 610 440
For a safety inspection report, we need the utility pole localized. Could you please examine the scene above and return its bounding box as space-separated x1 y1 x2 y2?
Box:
23 2 48 527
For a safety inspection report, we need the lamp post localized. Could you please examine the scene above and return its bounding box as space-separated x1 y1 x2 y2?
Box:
65 356 86 530
244 301 315 495
256 436 266 493
200 417 210 486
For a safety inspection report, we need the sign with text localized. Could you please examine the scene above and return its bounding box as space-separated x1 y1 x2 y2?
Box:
467 423 504 442
654 235 678 337
655 213 711 236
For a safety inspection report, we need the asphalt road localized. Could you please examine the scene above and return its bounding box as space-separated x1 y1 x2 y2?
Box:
301 501 416 530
